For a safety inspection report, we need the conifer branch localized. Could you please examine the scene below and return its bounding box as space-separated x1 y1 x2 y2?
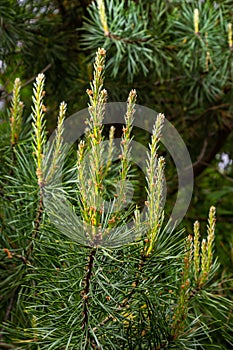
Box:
32 73 47 188
193 8 199 35
104 125 115 177
97 0 109 36
1 43 232 348
228 23 232 50
45 101 66 184
172 235 193 338
206 206 216 273
193 221 200 282
145 113 165 255
198 206 216 288
79 48 107 245
27 74 47 258
97 0 150 44
113 89 136 215
10 78 23 147
93 112 166 333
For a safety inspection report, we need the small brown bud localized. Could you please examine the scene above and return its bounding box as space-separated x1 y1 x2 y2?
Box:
86 89 93 96
108 217 116 224
3 248 12 259
99 48 106 56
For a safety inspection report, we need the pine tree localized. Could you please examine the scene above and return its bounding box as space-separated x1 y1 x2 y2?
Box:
0 48 232 349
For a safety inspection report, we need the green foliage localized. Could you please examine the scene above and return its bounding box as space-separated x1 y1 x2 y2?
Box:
82 0 233 95
80 2 233 270
0 49 233 350
0 0 232 348
82 0 155 80
186 147 233 276
0 0 90 120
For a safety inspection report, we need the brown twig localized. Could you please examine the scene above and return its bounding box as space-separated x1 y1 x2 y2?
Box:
105 31 150 44
153 75 186 87
82 248 97 348
0 342 19 349
1 62 22 97
26 189 44 259
0 287 19 342
0 64 52 101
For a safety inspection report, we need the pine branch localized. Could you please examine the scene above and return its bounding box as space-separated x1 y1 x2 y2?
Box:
92 246 151 333
1 44 232 348
9 78 23 147
145 113 165 255
25 73 48 258
77 47 109 245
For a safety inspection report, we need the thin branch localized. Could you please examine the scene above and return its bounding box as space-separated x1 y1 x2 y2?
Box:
26 190 43 259
2 249 28 264
0 287 19 342
153 75 186 86
0 343 19 349
2 62 22 95
218 171 233 184
192 138 208 169
0 64 52 101
105 31 151 44
193 125 233 177
82 248 97 348
195 158 233 184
